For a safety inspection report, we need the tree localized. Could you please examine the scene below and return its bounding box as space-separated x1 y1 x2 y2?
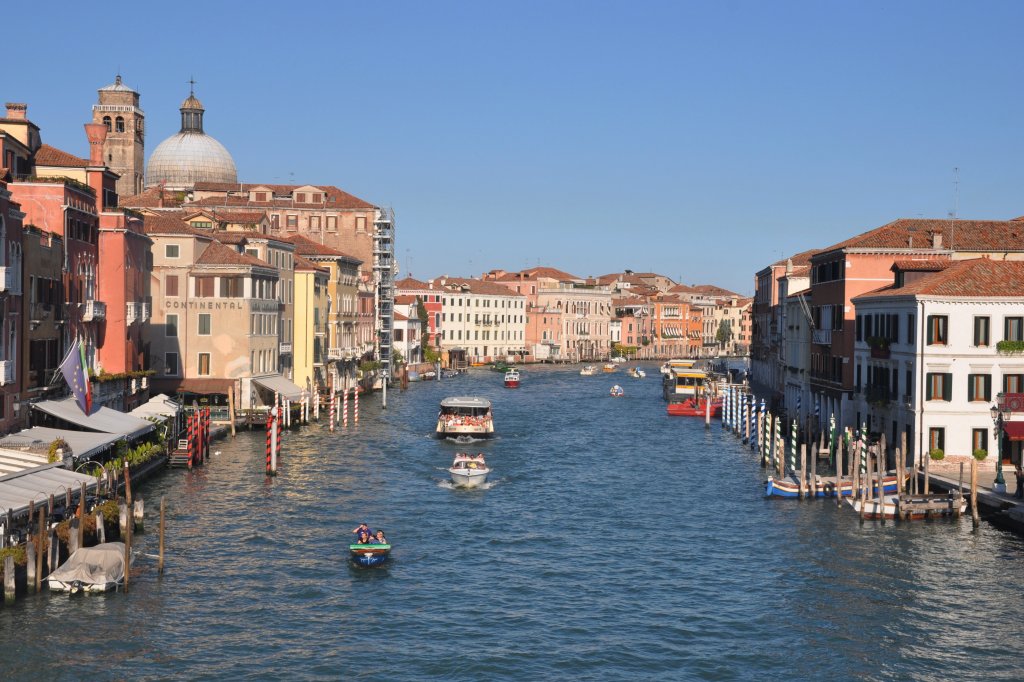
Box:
716 319 733 348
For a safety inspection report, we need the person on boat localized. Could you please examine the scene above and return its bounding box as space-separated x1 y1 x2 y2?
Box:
357 530 373 545
352 522 371 537
373 530 387 545
474 453 486 462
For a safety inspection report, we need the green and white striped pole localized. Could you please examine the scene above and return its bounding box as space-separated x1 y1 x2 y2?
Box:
773 412 782 472
790 418 798 478
829 413 837 466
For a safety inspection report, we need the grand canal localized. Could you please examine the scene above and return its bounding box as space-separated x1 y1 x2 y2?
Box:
2 365 1022 680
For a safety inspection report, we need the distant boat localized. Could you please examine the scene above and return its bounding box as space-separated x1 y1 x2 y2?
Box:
504 369 520 388
603 364 617 373
579 365 597 376
628 367 646 379
609 385 624 397
449 452 491 488
350 542 391 567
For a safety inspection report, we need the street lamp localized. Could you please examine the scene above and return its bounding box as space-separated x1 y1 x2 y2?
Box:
990 402 1007 493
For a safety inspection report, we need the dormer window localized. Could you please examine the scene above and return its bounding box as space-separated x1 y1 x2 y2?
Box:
255 192 267 202
296 193 306 203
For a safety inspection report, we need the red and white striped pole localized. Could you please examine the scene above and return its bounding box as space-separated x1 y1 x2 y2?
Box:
329 377 336 432
342 386 349 429
187 413 196 469
265 408 275 476
353 386 359 424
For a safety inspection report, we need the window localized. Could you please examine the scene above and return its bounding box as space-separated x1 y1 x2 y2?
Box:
270 214 279 229
327 216 337 232
296 193 306 203
1005 374 1024 394
926 315 948 345
929 427 945 453
856 315 863 342
198 353 211 376
1005 317 1024 342
164 352 178 375
192 221 213 229
974 316 990 347
166 314 178 337
102 116 111 132
973 428 988 454
394 328 404 342
115 116 125 133
255 192 267 202
286 215 298 229
967 374 991 402
165 244 180 258
310 216 321 230
198 313 211 335
925 372 951 401
356 216 367 232
165 275 179 297
195 277 215 297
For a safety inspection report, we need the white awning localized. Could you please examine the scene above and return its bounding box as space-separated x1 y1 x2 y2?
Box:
0 464 98 519
32 398 155 438
0 426 121 461
129 394 181 420
252 375 305 401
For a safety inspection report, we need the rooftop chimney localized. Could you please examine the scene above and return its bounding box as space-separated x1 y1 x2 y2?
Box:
84 123 107 166
932 231 943 249
5 103 27 120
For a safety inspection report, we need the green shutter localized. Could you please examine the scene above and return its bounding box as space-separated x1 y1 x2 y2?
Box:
926 317 934 345
926 374 933 400
943 373 952 401
985 375 992 401
968 376 975 402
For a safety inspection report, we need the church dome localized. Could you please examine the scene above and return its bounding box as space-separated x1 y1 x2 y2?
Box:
145 87 237 190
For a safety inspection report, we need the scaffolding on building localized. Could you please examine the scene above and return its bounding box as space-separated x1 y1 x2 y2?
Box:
373 208 396 386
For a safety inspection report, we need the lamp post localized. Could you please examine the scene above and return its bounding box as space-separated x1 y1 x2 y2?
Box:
991 403 1007 494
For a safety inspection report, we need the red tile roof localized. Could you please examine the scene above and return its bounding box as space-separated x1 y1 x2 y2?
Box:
190 182 376 209
855 258 1024 299
395 295 417 305
435 276 527 297
294 254 327 273
35 144 89 168
279 233 360 261
818 219 1024 255
143 213 208 237
490 266 580 282
689 284 739 297
196 241 270 268
120 186 184 208
771 247 820 268
891 259 951 272
395 276 431 291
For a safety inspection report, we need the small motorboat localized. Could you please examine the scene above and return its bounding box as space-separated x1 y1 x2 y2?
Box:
441 369 460 379
350 541 391 567
628 367 646 379
666 397 721 416
609 385 624 397
504 369 520 388
449 452 491 488
579 365 597 376
603 363 617 373
47 542 127 594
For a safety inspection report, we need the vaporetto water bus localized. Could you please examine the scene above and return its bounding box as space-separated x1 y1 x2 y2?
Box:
436 397 495 439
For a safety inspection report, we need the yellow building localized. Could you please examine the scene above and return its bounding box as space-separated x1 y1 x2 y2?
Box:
292 255 329 394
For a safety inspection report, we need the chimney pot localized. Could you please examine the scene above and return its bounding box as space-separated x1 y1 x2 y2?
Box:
932 232 943 249
83 123 107 166
4 103 27 120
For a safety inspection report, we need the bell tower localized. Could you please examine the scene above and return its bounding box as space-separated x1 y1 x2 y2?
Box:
91 75 145 197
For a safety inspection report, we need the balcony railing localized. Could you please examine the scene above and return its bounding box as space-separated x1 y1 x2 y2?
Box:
141 302 151 322
280 343 293 354
126 302 138 324
0 267 21 295
82 300 106 322
0 360 13 386
811 329 832 345
328 347 343 360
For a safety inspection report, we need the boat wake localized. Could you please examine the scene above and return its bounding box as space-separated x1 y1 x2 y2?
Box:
437 478 500 491
446 435 484 444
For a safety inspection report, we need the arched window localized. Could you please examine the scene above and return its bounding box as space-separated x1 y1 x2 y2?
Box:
115 116 125 133
102 116 111 132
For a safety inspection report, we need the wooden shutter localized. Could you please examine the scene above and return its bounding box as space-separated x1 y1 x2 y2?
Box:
943 373 952 401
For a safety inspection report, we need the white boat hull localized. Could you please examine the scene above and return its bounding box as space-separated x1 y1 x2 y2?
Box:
47 578 119 594
449 468 490 488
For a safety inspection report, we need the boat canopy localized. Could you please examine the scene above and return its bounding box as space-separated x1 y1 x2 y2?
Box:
440 397 492 410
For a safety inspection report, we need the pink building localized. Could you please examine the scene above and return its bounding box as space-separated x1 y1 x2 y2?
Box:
0 174 25 433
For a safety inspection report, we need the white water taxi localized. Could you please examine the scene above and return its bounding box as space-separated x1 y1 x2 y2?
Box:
436 397 494 438
449 453 491 488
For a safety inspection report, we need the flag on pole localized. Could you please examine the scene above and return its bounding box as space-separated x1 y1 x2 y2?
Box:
59 340 93 415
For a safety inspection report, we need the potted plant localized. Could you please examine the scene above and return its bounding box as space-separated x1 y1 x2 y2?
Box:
929 447 945 461
973 448 988 461
868 336 891 358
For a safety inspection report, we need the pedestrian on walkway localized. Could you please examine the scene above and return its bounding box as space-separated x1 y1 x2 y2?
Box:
1014 463 1024 500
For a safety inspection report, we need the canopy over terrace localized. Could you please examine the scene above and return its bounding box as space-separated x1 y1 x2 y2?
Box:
0 427 122 462
129 394 181 420
0 463 97 519
32 398 156 439
251 375 304 403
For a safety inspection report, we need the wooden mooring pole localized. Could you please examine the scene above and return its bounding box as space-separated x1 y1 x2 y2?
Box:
971 458 980 528
159 496 166 575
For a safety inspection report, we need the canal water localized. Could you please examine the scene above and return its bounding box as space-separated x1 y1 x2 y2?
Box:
2 366 1022 680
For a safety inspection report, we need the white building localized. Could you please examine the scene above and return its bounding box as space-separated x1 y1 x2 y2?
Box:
393 295 423 365
852 259 1024 475
433 277 527 363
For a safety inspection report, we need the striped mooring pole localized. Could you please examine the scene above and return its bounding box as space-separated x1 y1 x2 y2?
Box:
342 387 349 428
265 408 275 475
353 387 360 424
789 418 797 478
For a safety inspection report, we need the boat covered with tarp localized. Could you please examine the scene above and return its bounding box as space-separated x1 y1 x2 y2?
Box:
47 542 127 593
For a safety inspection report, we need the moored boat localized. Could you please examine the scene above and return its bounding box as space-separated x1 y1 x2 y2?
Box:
666 397 722 417
349 543 392 567
765 472 907 498
579 365 597 376
436 397 494 438
47 543 127 594
603 363 616 373
449 452 490 488
504 369 520 388
609 384 624 397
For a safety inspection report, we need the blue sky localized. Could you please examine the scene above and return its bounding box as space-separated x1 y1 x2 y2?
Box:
6 1 1024 294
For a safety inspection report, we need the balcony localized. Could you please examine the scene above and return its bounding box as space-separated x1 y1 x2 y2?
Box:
811 329 832 345
328 347 343 360
126 302 138 324
82 300 106 322
0 360 12 385
0 267 21 295
279 343 293 355
141 302 151 322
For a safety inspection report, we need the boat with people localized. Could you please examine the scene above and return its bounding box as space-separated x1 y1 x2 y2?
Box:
609 385 624 397
350 525 391 567
579 365 597 376
47 543 127 594
666 396 722 417
628 367 646 379
504 369 520 388
449 452 491 488
663 363 722 417
660 358 696 375
436 397 494 438
603 363 617 373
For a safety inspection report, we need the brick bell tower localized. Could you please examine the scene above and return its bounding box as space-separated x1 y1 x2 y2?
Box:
91 75 145 197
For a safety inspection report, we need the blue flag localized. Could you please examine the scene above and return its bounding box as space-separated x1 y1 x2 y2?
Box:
59 340 93 415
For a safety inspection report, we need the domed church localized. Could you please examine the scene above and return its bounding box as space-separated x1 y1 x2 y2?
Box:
146 86 237 190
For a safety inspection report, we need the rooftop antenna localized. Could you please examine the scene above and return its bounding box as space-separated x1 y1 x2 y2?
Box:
949 167 959 250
